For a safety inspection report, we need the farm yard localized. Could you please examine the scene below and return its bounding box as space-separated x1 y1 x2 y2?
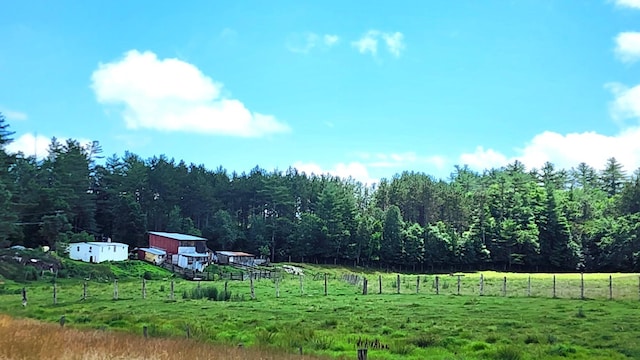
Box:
1 263 640 359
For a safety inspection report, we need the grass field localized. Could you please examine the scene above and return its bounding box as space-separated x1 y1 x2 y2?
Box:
1 263 640 359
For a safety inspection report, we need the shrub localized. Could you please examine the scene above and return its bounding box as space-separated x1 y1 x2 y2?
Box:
548 344 577 356
410 333 439 348
494 345 523 360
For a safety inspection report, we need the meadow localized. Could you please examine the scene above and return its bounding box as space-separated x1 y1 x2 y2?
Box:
1 264 640 359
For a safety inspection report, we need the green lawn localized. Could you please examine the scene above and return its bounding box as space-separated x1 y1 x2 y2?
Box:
1 265 639 359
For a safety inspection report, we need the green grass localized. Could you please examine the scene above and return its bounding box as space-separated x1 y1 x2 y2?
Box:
1 264 639 359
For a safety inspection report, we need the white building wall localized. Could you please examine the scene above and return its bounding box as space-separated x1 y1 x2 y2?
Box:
178 246 196 254
68 243 128 263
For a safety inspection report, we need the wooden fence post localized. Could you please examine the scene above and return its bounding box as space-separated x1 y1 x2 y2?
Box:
502 276 507 297
53 282 57 305
250 274 256 300
479 274 484 296
435 276 440 295
396 274 400 294
552 275 556 298
527 275 531 297
299 275 304 295
357 348 368 360
416 276 420 294
142 278 146 299
457 275 461 296
362 278 368 295
186 324 191 339
59 315 65 328
581 273 585 300
324 273 328 296
224 281 228 299
143 326 148 339
83 281 87 301
113 279 119 300
170 280 175 301
378 275 382 294
609 275 613 300
21 287 27 307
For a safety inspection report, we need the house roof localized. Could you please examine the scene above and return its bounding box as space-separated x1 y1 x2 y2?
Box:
180 252 210 258
149 231 207 241
216 251 255 257
85 242 129 247
139 247 166 255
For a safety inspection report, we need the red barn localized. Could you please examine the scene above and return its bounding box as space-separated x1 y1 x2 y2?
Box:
148 232 209 266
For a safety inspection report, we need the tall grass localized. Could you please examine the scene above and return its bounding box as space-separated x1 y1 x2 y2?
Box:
0 315 324 360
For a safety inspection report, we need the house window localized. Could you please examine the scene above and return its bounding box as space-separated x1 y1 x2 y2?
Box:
77 246 79 251
89 246 92 253
187 257 194 265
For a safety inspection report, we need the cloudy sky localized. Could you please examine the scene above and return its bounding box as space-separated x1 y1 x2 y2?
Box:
1 0 640 183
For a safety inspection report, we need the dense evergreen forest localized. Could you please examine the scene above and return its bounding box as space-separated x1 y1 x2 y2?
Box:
1 113 639 272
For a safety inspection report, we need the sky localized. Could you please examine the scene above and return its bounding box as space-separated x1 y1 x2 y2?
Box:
2 0 640 184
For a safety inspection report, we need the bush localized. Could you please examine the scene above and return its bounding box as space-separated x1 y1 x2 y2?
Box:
410 333 439 348
23 266 39 281
182 285 232 301
495 345 523 360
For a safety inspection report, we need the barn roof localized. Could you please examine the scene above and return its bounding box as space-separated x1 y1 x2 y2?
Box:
216 251 255 257
148 231 207 241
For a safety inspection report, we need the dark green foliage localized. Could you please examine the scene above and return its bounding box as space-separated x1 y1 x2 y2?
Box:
182 285 232 301
0 112 639 272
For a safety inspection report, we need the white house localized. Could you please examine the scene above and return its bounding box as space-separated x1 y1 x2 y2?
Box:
69 242 129 263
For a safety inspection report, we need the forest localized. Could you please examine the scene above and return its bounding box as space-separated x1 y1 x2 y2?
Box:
1 113 639 272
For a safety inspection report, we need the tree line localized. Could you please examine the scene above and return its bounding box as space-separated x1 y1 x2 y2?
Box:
1 113 639 272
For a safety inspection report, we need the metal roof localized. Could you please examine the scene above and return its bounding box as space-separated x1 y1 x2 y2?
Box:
179 252 210 258
148 231 207 241
216 251 255 257
139 247 166 255
85 242 129 247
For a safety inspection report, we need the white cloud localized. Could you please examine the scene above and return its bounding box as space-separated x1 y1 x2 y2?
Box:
91 50 290 137
459 129 640 173
606 82 640 122
0 107 28 121
352 30 405 57
324 34 340 47
382 32 405 58
6 133 54 159
615 32 640 63
459 147 509 170
352 30 380 56
294 161 376 185
614 0 640 9
287 33 339 54
6 133 50 158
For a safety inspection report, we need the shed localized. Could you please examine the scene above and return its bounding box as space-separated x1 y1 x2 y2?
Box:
216 251 256 266
69 242 129 263
137 247 167 265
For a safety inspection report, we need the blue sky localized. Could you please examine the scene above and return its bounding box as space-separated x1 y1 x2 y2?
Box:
2 0 640 183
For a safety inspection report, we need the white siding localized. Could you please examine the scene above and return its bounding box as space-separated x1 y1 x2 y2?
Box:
68 242 128 263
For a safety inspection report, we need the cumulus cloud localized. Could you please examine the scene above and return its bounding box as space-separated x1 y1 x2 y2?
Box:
352 30 405 57
91 50 290 137
0 107 27 121
459 129 640 173
615 32 640 63
294 161 377 185
614 0 640 9
606 82 640 122
5 133 50 158
286 33 339 54
382 32 405 58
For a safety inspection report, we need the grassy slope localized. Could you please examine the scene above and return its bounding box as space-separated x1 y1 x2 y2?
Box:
1 264 639 359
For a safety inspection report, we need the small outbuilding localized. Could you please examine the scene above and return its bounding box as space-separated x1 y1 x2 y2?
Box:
137 247 167 265
69 242 129 263
216 251 256 266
